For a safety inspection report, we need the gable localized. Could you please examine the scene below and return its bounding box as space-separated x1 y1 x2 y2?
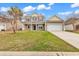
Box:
50 16 61 21
47 16 63 23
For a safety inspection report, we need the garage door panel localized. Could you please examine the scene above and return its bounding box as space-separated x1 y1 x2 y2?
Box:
47 23 62 31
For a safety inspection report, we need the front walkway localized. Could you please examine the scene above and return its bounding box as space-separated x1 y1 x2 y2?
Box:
50 31 79 49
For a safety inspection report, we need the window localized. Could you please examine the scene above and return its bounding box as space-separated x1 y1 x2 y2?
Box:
27 19 30 22
32 17 37 22
38 17 43 21
28 25 30 28
38 25 43 30
76 25 79 30
39 27 42 29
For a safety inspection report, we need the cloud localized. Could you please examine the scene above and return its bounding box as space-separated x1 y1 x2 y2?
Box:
23 6 36 12
48 3 54 6
0 7 10 12
37 4 53 10
74 10 79 14
37 4 50 10
23 3 54 12
58 11 73 15
71 3 79 8
58 10 79 18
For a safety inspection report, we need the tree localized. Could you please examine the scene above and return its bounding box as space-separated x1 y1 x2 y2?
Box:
8 7 23 33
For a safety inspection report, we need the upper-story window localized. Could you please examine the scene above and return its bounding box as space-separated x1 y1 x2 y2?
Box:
38 16 44 22
32 17 37 22
26 17 31 22
24 14 44 22
26 18 30 22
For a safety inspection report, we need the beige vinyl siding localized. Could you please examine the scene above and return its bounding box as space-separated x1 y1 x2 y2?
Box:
65 24 74 30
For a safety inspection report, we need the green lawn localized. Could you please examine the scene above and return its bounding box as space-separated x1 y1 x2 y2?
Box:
0 31 78 51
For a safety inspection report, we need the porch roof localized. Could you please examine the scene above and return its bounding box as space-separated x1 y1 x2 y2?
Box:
22 21 45 24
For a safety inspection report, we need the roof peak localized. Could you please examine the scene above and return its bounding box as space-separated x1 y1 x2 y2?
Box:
47 15 64 23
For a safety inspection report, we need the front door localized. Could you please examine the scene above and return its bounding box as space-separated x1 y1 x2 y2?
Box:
33 25 36 30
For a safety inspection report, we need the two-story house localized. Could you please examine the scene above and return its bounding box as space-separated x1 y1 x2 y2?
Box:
22 13 45 31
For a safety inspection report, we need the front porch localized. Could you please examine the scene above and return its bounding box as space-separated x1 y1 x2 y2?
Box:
24 24 45 31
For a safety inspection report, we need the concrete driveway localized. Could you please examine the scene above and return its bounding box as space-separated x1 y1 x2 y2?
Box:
50 31 79 49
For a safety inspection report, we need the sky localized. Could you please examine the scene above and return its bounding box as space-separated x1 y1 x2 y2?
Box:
0 3 79 20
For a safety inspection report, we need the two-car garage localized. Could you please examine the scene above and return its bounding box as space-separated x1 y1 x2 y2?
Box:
46 16 64 31
47 23 63 31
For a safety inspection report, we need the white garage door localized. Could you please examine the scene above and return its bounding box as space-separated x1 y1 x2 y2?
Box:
47 23 63 31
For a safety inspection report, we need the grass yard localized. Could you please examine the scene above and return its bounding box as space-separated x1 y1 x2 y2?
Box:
0 31 78 51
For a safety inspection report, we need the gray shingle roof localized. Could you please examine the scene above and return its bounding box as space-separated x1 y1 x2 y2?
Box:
65 17 79 24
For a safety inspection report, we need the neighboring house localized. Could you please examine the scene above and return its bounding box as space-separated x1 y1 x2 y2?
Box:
0 16 24 31
0 16 12 31
65 17 79 31
46 16 64 31
22 13 45 31
0 23 6 31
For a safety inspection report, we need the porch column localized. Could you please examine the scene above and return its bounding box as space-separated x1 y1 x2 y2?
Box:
45 21 47 31
30 24 32 31
36 17 38 31
30 18 32 31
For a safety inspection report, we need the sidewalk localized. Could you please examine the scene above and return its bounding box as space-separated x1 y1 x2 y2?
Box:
0 51 79 56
